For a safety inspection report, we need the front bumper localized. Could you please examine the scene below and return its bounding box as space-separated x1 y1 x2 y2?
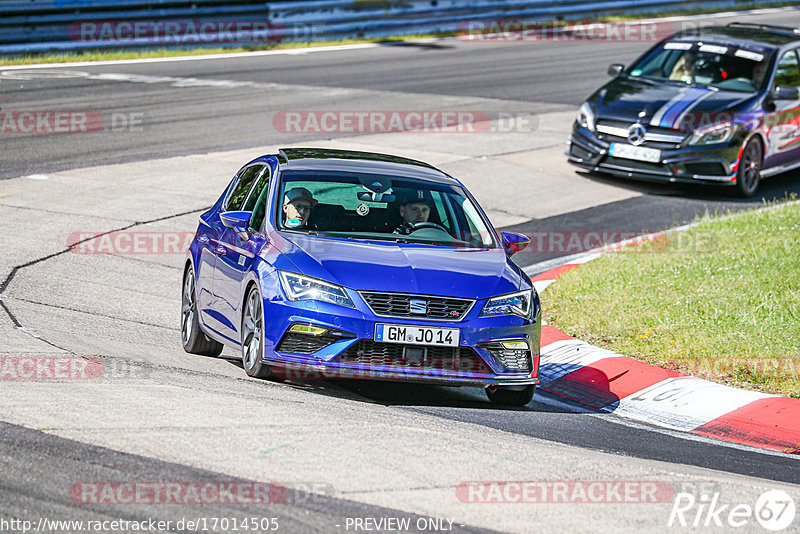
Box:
261 293 541 388
567 125 742 185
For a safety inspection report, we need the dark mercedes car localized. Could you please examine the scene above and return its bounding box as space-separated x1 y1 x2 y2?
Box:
568 22 800 197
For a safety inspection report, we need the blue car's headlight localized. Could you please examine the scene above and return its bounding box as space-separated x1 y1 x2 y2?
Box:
480 289 533 318
278 271 355 309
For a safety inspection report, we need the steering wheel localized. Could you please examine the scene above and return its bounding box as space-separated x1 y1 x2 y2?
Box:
409 221 448 233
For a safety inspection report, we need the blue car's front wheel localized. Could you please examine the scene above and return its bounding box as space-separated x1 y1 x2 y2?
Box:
241 285 274 379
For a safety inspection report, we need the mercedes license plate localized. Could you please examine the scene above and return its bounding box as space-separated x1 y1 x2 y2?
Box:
609 143 661 163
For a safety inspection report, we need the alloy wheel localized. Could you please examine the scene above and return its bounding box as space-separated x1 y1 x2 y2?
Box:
242 288 263 372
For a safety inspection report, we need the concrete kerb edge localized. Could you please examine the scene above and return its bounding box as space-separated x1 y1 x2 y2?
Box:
523 198 800 454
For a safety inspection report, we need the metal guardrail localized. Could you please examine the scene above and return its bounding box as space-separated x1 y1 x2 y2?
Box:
0 0 794 55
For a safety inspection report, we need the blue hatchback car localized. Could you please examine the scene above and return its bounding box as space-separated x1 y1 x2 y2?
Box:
182 148 540 406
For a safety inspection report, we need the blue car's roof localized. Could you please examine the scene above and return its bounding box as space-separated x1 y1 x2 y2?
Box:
273 148 459 184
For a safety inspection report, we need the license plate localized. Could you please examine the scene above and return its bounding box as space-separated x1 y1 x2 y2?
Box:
374 323 460 347
609 143 661 163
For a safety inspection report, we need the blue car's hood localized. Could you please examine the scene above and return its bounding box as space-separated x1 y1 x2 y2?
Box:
594 77 756 127
272 233 523 299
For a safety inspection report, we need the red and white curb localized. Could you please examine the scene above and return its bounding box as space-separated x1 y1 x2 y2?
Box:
524 228 800 455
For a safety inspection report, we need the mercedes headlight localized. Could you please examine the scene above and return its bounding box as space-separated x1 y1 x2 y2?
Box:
577 102 596 132
689 121 735 145
481 289 533 318
278 271 355 308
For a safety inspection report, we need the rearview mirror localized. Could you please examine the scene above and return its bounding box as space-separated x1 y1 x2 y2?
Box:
608 63 624 77
220 210 253 240
773 86 800 101
501 231 530 257
357 192 396 203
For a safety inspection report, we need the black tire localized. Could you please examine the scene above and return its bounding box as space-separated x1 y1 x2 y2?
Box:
486 384 536 406
241 285 274 379
181 267 223 356
735 137 763 198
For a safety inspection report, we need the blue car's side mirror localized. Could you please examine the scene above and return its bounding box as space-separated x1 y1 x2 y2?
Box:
501 231 530 257
220 210 253 240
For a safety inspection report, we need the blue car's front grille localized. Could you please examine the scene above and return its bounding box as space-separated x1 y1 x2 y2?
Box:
336 340 492 374
359 292 474 321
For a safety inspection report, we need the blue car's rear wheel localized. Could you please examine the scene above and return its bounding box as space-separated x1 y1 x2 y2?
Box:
181 267 223 356
486 384 535 406
241 285 274 379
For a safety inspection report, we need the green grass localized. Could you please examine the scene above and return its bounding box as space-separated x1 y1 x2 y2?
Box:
543 200 800 397
2 2 797 66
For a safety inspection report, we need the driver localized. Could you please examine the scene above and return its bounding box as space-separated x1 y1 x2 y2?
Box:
669 50 697 83
282 187 317 229
394 190 433 235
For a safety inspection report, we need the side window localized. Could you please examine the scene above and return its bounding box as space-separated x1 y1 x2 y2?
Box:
243 167 271 212
430 191 449 229
245 168 272 231
773 50 800 89
225 165 264 211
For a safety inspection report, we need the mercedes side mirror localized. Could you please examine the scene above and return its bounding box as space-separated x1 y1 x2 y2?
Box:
608 63 625 77
773 86 800 101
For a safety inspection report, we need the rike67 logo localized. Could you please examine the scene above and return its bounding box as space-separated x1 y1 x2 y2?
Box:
669 489 796 531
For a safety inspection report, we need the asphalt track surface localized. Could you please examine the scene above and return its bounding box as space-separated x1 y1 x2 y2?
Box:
2 8 800 534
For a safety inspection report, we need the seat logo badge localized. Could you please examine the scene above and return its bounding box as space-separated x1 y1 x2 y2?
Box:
410 299 428 315
627 123 647 146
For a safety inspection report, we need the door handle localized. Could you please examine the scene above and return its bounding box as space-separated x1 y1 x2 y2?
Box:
198 235 210 245
214 245 226 255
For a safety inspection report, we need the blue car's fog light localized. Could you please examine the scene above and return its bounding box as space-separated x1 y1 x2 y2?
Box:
289 323 329 335
278 271 355 308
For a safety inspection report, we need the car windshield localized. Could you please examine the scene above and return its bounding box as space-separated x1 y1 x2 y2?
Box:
628 40 772 92
275 170 497 249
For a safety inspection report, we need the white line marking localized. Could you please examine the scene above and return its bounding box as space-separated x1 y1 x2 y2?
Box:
539 339 617 383
534 389 793 457
532 279 555 293
614 376 774 431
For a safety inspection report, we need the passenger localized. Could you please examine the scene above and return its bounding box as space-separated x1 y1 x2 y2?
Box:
282 187 317 229
394 190 433 235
